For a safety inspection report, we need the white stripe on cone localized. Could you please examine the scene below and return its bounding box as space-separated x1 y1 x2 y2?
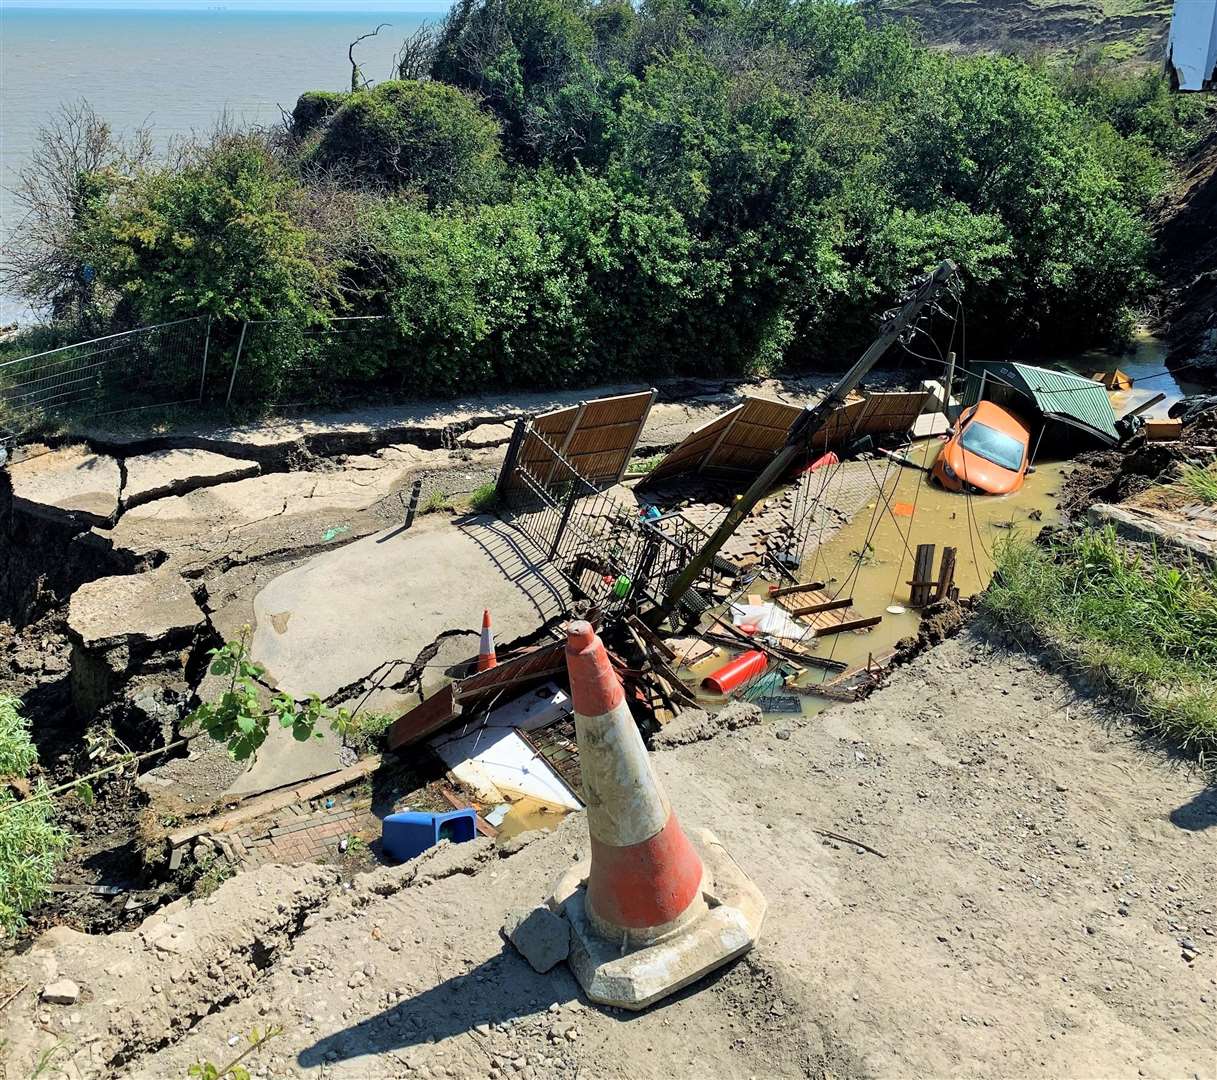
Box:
577 705 670 848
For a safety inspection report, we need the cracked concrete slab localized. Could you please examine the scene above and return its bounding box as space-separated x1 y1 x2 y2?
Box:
248 514 572 701
67 567 205 650
121 448 260 508
6 443 122 526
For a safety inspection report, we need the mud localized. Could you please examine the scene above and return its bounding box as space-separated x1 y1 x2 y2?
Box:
4 632 1212 1080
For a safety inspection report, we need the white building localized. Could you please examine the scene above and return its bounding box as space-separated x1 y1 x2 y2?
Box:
1168 0 1217 90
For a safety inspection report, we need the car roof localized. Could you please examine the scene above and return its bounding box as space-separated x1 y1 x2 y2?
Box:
967 400 1031 443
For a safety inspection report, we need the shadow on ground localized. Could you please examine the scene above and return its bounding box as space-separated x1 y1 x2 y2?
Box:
1169 785 1217 831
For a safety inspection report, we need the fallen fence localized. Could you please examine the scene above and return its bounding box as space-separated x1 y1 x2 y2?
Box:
496 408 721 616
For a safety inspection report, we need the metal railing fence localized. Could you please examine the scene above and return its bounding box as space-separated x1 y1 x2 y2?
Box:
0 315 211 440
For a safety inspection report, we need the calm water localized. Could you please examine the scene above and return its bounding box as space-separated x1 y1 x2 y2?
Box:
0 7 444 322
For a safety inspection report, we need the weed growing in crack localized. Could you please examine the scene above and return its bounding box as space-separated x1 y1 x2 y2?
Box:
188 626 356 762
188 1026 283 1080
467 480 499 512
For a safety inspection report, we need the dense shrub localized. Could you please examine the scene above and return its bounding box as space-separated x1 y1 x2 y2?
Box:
4 0 1191 403
309 80 505 205
290 90 347 138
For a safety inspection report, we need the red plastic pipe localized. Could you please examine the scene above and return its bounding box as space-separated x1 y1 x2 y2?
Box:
701 650 767 694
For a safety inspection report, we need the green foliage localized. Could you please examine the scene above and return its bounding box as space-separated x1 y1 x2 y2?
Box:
188 628 352 762
468 481 500 511
0 695 69 938
333 710 394 754
192 854 236 899
290 90 347 139
79 133 336 326
188 1027 283 1080
5 0 1193 400
981 529 1217 762
1180 464 1217 505
309 80 505 205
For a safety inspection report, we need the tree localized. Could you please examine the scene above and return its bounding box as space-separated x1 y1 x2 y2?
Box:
309 80 505 205
0 100 152 323
79 130 337 326
0 696 68 938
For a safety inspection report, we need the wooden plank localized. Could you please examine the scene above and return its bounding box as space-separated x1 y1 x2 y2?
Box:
935 546 957 601
767 581 827 599
790 597 854 618
910 543 936 606
812 615 882 638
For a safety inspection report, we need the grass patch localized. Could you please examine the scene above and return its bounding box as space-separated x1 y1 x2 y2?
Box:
334 710 393 755
981 528 1217 764
629 454 662 475
421 487 454 514
1179 464 1217 505
467 480 498 512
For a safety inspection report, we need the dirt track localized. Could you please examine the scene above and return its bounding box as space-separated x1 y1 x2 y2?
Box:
5 630 1213 1080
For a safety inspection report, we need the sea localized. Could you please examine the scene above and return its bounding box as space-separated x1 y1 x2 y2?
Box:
0 6 445 324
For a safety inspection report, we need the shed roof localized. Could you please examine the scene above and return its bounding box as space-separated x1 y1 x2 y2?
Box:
969 361 1119 446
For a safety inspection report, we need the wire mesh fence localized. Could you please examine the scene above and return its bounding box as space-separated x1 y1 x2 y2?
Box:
0 315 211 441
499 423 719 614
224 316 395 408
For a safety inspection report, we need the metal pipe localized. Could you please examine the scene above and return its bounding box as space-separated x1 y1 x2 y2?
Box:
225 321 248 409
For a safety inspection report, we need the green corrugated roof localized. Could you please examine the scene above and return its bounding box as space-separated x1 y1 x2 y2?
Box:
967 361 1119 445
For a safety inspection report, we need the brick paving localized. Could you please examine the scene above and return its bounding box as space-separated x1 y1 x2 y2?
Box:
223 788 380 867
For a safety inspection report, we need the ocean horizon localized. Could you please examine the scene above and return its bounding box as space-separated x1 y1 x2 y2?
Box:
1 5 447 324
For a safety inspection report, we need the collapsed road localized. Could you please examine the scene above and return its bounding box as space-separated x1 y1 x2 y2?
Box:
2 632 1212 1079
1 264 1214 1079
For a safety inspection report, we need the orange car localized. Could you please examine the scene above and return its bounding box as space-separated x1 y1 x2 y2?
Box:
931 400 1032 495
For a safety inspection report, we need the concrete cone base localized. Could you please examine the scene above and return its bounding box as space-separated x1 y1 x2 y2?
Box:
548 828 766 1011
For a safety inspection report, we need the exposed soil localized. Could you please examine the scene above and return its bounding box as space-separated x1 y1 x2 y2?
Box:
4 631 1213 1079
861 0 1170 59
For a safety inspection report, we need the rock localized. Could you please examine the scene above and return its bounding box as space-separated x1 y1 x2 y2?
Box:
68 568 205 652
651 701 762 749
41 979 80 1005
8 444 122 526
458 422 515 449
503 906 570 974
121 448 260 508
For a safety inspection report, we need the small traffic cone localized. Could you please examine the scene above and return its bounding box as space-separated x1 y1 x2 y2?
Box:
477 609 496 672
550 621 766 1010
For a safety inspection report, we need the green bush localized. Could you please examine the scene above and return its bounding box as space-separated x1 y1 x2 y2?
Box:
981 529 1217 762
79 133 337 327
0 696 69 938
309 80 505 205
290 90 347 138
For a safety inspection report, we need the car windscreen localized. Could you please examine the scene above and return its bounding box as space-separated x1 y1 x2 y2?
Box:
959 421 1024 472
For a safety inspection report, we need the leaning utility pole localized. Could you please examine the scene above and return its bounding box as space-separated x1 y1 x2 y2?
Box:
656 259 960 622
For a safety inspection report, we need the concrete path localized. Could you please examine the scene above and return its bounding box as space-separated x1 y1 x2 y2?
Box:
249 514 572 701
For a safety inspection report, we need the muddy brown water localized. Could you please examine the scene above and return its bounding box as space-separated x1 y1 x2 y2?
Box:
681 451 1070 715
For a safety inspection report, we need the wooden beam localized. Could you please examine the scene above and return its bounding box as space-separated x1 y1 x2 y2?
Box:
935 546 958 602
790 597 854 618
910 543 936 607
813 615 882 638
767 580 827 599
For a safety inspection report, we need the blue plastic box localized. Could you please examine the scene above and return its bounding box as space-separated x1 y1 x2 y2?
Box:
381 809 478 862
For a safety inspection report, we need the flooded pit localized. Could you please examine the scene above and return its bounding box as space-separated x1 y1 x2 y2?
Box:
1053 334 1204 421
675 445 1069 716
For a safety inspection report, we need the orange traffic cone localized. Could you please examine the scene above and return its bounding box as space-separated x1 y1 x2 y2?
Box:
477 609 496 672
550 621 767 1009
564 621 705 938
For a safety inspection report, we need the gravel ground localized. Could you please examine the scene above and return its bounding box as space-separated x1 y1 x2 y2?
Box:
4 630 1213 1080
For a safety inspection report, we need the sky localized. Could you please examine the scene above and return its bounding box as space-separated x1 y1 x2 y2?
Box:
5 2 443 10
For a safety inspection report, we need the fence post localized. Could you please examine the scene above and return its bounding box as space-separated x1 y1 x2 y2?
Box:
198 315 213 403
495 417 528 503
549 485 580 561
225 321 248 408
